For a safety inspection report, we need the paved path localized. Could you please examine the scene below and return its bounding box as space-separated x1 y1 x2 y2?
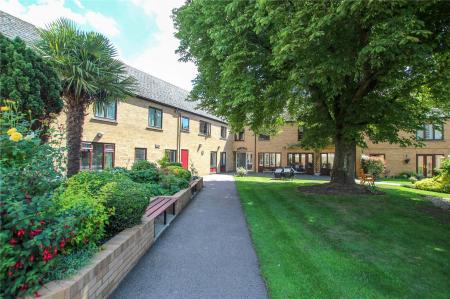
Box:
109 174 268 299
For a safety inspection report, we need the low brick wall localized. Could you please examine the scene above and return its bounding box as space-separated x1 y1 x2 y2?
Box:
31 177 203 299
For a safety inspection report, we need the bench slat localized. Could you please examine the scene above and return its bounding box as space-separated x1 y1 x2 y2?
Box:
146 196 178 220
145 196 169 212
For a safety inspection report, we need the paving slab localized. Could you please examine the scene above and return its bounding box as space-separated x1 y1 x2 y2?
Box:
109 174 268 299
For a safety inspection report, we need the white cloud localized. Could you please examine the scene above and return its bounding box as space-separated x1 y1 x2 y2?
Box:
128 0 197 90
0 0 120 37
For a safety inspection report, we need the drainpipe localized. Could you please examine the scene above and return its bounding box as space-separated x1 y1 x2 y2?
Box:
254 133 257 172
175 109 181 162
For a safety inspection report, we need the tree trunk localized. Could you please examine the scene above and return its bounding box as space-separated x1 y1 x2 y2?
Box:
66 102 86 177
330 135 356 185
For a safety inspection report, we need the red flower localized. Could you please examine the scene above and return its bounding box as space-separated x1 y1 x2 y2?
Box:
59 239 65 248
34 291 41 298
43 248 52 262
20 283 28 291
64 225 70 229
9 238 17 245
40 220 45 226
8 271 13 277
14 261 23 269
53 247 58 255
29 255 35 263
30 229 42 237
17 229 25 237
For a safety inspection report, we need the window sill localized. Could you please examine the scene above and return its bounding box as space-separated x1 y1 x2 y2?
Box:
181 129 190 133
146 126 163 132
220 137 227 140
199 133 211 138
235 140 245 142
90 117 118 124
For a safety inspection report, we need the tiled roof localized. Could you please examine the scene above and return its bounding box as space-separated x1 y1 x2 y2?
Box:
0 10 224 123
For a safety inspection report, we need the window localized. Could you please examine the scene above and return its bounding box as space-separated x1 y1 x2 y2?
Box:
80 142 114 170
135 148 147 161
165 149 177 163
235 131 245 141
320 153 335 169
94 101 116 120
181 116 189 131
287 153 314 170
417 154 445 177
221 126 227 139
258 153 281 168
298 127 304 141
199 120 211 136
148 107 162 129
258 134 270 141
210 151 217 167
416 124 443 140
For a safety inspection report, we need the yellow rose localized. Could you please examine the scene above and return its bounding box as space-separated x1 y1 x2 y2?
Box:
7 128 17 135
0 106 9 112
9 132 23 142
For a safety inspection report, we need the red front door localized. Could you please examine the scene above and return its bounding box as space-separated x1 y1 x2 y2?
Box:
181 149 189 169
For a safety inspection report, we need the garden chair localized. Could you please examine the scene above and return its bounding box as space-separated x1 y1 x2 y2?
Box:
359 169 375 186
274 168 283 179
283 168 295 179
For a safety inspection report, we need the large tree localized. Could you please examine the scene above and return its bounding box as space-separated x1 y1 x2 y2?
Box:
37 19 135 177
174 0 449 186
0 34 63 137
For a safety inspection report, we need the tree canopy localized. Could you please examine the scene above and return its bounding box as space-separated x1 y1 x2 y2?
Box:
0 34 63 129
174 0 449 185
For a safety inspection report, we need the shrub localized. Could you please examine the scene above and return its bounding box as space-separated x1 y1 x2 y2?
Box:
131 160 158 171
98 180 151 237
142 183 167 197
167 162 182 167
158 154 170 168
60 171 131 197
53 192 109 250
409 176 418 183
398 171 416 179
0 102 73 297
165 165 191 181
236 167 247 177
128 168 160 183
361 156 385 178
415 157 450 193
160 174 190 194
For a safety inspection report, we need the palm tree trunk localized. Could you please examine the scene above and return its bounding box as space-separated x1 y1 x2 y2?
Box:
66 101 85 177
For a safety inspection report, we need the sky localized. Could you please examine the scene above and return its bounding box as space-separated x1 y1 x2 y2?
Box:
0 0 196 90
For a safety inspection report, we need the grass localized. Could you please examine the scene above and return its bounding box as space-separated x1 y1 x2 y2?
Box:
376 177 412 185
235 176 450 299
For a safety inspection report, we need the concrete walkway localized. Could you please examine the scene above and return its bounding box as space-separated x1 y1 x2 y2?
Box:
109 174 268 299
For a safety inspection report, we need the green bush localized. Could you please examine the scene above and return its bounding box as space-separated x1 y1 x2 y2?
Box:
160 174 190 194
143 183 167 197
361 156 385 178
61 171 131 197
98 180 152 237
131 160 158 171
236 167 248 177
53 192 109 250
398 171 416 179
165 165 191 181
415 157 450 193
128 168 160 183
167 162 182 167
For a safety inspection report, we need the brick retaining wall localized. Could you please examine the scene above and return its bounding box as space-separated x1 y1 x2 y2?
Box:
29 177 203 299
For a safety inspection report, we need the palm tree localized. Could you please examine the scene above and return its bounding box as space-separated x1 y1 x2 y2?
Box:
37 19 135 177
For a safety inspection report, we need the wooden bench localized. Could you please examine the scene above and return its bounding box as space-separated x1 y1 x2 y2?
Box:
359 169 375 186
145 196 177 225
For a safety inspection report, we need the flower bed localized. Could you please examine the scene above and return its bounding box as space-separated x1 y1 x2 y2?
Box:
25 178 203 299
1 101 200 297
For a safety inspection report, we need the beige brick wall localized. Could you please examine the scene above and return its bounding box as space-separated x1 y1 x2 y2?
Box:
55 97 234 175
362 119 450 176
232 123 335 173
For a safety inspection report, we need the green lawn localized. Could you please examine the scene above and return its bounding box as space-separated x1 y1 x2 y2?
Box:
235 176 450 299
376 177 412 185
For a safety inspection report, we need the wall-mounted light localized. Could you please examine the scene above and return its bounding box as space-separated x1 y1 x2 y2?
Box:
155 144 160 149
96 132 104 138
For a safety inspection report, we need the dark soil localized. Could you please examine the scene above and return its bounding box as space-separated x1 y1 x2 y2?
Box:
298 183 384 195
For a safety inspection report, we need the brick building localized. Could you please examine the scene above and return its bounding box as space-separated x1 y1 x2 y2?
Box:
1 11 448 176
